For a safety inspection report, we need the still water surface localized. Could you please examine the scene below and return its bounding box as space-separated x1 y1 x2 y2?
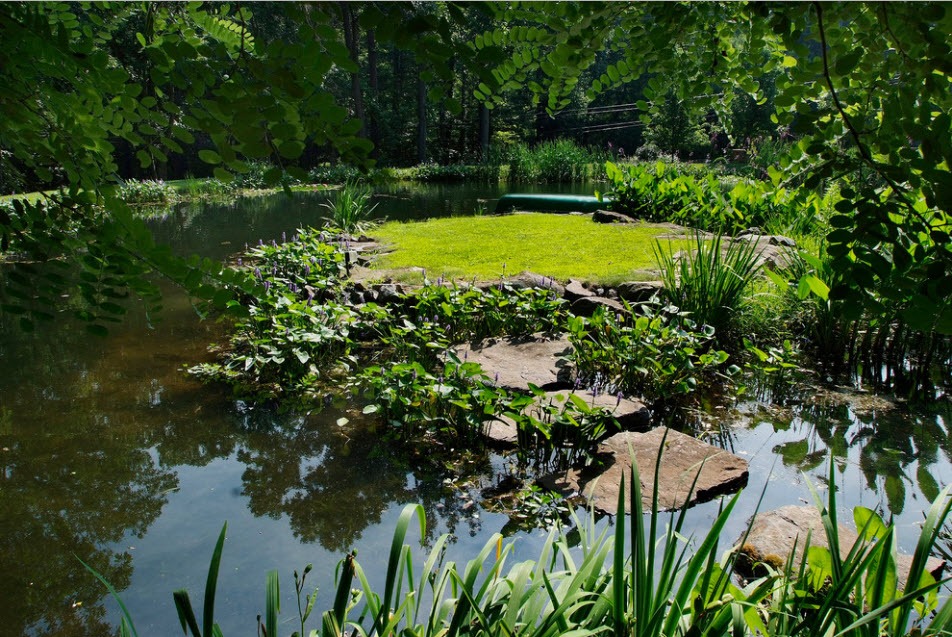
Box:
1 185 949 636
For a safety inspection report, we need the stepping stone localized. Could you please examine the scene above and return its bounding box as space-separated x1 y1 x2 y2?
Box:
527 390 649 431
456 334 575 392
738 505 945 587
571 296 626 317
541 428 749 514
564 279 593 302
615 281 663 303
483 417 520 448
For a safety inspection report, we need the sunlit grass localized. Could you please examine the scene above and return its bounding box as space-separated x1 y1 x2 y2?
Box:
371 213 690 285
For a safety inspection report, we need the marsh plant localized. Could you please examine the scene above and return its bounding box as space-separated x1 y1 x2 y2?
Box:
506 139 606 183
85 450 952 637
654 232 763 342
117 179 175 204
568 303 733 408
603 160 809 234
320 180 379 235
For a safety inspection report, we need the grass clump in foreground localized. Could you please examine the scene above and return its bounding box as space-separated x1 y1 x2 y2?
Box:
85 454 952 637
371 213 688 285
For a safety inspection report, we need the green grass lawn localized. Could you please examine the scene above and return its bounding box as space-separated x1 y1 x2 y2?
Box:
371 213 690 285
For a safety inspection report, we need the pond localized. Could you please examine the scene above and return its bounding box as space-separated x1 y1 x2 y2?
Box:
1 185 950 636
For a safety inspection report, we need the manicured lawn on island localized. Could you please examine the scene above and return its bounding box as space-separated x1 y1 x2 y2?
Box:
371 213 690 285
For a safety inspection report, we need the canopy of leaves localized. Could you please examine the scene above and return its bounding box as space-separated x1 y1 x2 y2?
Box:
470 2 952 333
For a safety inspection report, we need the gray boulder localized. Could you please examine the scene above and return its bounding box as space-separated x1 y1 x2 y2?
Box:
593 209 636 224
571 296 627 317
564 279 594 302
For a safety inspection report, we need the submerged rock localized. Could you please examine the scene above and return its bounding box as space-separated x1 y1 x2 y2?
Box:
541 428 749 513
738 505 945 587
456 334 575 392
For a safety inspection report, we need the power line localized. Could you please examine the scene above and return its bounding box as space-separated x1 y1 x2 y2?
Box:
554 120 645 134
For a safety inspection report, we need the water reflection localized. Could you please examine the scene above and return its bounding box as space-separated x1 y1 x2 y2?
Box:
723 387 952 521
3 187 952 636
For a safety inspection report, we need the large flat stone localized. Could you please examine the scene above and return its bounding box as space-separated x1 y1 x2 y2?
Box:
615 281 663 303
738 505 945 587
542 428 748 514
571 296 627 317
456 334 575 392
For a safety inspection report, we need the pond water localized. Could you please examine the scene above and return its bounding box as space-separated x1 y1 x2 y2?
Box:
1 185 950 636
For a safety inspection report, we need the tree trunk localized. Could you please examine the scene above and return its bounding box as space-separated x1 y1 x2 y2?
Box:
417 71 427 163
479 103 490 161
340 2 365 138
366 28 380 158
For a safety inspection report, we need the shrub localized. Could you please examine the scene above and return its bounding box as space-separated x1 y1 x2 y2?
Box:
320 181 379 235
307 164 364 185
653 232 763 341
567 302 732 407
118 179 175 204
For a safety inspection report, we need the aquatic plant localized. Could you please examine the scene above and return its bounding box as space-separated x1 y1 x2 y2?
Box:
83 449 952 637
603 160 808 234
653 232 763 341
320 180 379 235
117 179 175 204
568 302 732 408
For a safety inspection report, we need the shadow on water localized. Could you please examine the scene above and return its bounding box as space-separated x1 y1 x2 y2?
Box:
2 186 951 635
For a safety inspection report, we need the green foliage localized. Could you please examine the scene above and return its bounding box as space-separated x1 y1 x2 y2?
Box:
739 338 802 401
117 180 176 205
320 181 379 235
307 164 366 185
642 91 714 160
767 248 952 393
84 447 952 637
603 160 807 234
505 139 606 184
233 161 301 190
567 303 732 407
653 232 764 340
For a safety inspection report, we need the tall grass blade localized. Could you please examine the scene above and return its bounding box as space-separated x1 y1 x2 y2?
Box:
203 522 228 637
266 569 280 637
173 590 202 636
77 555 140 637
331 553 356 632
380 504 426 635
612 479 627 637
